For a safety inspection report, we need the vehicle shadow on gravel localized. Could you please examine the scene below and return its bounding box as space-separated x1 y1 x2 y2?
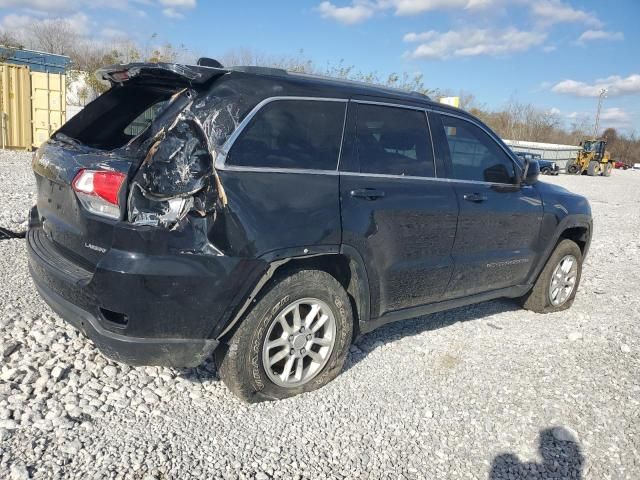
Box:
489 427 584 479
346 298 520 371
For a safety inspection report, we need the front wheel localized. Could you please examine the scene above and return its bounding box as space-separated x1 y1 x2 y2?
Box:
587 160 600 176
602 163 613 177
520 239 583 313
216 269 353 403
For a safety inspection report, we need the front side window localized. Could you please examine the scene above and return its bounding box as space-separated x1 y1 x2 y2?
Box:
226 99 346 170
355 103 435 177
440 115 516 184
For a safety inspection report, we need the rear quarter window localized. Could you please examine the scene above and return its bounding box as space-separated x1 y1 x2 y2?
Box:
226 99 346 171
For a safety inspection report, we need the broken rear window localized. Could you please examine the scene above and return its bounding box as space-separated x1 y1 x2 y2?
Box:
57 86 180 150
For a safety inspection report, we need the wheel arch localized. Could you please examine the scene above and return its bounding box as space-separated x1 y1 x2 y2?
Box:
527 216 592 287
215 248 370 343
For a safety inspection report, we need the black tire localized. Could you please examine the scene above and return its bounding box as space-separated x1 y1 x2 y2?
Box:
520 239 582 313
216 269 353 403
587 160 600 176
566 164 579 174
541 167 550 175
603 163 612 177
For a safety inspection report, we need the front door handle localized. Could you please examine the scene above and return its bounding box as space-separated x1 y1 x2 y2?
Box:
350 188 386 200
463 193 488 203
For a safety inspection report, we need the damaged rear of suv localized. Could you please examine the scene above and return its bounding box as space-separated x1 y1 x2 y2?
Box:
29 62 355 401
28 63 259 366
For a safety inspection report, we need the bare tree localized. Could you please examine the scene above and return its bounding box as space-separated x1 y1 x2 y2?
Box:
28 19 79 56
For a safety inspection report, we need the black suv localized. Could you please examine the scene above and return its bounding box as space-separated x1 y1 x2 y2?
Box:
28 62 592 402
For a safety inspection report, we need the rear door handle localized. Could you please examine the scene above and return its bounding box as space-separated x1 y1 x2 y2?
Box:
463 193 487 203
350 188 385 200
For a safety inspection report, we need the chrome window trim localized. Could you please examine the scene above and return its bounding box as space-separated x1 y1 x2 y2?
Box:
429 109 524 174
217 165 338 176
339 170 531 188
213 95 523 188
352 99 427 111
215 96 348 172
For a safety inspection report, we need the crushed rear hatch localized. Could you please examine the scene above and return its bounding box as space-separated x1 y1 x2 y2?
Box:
31 62 242 269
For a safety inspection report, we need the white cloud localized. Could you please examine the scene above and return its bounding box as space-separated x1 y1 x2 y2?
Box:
316 1 375 24
158 0 196 18
576 29 624 44
549 107 561 115
101 27 127 38
0 14 33 31
600 107 630 124
0 0 196 17
404 28 546 59
159 0 196 6
0 0 132 11
317 0 500 22
1 12 91 36
551 74 640 97
390 0 498 16
529 0 602 28
162 7 184 18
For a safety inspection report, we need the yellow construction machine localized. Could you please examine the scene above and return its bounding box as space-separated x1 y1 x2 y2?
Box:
566 139 613 176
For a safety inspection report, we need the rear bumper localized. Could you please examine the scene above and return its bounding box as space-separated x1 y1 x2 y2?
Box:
31 273 218 367
27 209 266 367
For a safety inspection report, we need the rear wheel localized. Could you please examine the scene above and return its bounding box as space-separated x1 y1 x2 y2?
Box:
566 163 580 174
520 239 582 313
587 160 600 176
603 163 613 177
541 167 551 175
216 269 353 403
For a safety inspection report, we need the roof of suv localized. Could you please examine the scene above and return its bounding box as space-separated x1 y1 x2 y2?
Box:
98 61 463 115
225 65 437 106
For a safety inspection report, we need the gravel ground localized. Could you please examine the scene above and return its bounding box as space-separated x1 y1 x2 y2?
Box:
0 150 34 234
0 150 638 479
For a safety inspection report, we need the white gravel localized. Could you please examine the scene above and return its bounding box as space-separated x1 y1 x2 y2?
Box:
0 150 639 479
0 150 34 233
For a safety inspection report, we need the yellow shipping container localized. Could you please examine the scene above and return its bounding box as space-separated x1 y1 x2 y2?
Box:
0 63 32 150
31 71 66 149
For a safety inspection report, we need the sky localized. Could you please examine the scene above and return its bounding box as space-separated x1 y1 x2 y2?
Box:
1 0 639 133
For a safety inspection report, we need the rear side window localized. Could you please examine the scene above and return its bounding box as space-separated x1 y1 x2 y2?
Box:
439 115 516 184
226 100 346 170
354 103 434 177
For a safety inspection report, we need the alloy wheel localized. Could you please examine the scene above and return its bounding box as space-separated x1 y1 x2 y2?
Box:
548 255 578 306
262 298 337 388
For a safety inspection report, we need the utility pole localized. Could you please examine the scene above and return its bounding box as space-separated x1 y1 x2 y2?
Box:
593 87 607 138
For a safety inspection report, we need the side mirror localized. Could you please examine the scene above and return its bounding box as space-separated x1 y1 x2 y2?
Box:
520 157 540 185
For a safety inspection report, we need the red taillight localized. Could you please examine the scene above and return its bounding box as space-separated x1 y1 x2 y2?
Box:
72 169 127 219
72 169 126 205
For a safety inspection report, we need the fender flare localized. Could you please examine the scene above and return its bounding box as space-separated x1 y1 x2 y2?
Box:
214 244 372 340
528 215 592 285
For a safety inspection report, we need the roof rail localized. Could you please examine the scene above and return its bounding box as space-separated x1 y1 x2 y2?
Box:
409 91 431 100
228 65 288 76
